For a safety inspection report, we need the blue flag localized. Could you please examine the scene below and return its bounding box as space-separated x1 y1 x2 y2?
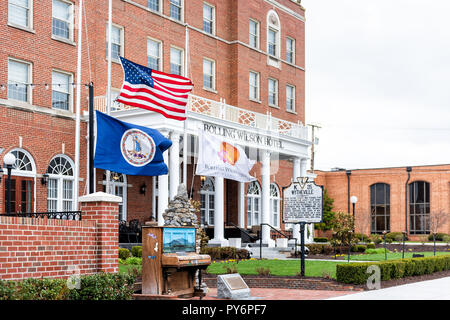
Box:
94 111 172 176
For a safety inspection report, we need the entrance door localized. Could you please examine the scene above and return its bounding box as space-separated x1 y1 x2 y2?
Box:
4 177 34 213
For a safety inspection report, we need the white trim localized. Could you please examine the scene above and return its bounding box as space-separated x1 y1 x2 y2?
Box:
268 77 278 108
169 0 184 22
51 69 74 112
203 57 216 91
146 0 162 14
249 70 260 102
147 37 163 71
8 0 34 30
106 23 124 63
286 36 296 65
51 0 74 42
249 18 260 50
170 45 185 76
101 173 127 220
203 1 216 36
7 57 33 105
286 83 295 112
47 154 76 212
246 180 261 227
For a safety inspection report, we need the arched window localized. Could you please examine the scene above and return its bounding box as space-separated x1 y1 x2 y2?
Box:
270 183 281 228
370 183 390 233
199 176 215 226
102 171 127 221
409 181 430 234
4 148 36 213
47 155 75 212
266 10 281 67
246 181 261 227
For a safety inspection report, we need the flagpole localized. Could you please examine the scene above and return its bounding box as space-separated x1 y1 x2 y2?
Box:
74 0 83 210
105 0 113 194
183 26 189 186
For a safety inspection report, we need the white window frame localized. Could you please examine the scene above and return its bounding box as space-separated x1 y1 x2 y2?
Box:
203 58 216 91
268 78 278 107
249 71 260 102
52 0 74 42
249 18 260 49
203 2 215 35
106 23 124 63
147 0 161 13
170 46 184 76
47 155 75 212
8 0 33 30
286 84 295 112
169 0 184 22
199 177 215 226
102 172 128 221
246 181 261 228
8 58 32 104
266 10 281 68
286 36 295 64
270 183 281 228
51 69 73 112
147 37 163 71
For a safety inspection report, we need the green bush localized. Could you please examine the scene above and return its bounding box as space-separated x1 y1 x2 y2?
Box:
366 243 376 249
386 232 408 242
314 237 329 243
119 248 131 260
428 233 449 242
200 247 249 260
306 243 334 255
351 244 367 253
370 234 382 244
336 255 450 284
0 273 136 300
131 246 142 258
354 233 370 242
124 257 142 265
365 248 390 254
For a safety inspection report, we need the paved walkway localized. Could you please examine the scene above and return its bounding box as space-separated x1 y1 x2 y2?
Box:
200 288 355 300
328 277 450 300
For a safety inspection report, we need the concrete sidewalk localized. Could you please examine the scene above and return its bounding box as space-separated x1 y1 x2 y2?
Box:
328 277 450 300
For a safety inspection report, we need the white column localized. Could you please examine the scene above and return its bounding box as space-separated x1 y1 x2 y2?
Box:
158 132 170 226
208 176 228 247
238 182 245 228
291 158 301 245
261 151 275 247
169 132 180 200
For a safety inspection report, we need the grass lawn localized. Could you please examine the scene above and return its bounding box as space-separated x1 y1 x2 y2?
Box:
206 259 346 279
348 251 450 261
119 264 141 274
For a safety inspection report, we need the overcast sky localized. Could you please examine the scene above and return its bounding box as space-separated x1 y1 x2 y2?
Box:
302 0 450 171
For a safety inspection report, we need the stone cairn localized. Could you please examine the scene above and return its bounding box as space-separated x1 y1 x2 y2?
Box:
163 183 199 228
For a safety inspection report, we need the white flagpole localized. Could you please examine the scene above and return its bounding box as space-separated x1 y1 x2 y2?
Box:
183 26 189 185
105 0 113 194
74 0 83 210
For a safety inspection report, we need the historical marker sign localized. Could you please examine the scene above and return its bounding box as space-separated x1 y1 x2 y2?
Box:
283 182 323 223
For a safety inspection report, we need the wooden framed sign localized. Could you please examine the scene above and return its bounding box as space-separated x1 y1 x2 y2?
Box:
282 181 324 224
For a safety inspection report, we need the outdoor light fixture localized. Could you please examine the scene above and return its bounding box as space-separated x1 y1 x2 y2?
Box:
200 176 206 182
3 153 16 215
350 195 357 232
41 173 49 185
140 182 147 195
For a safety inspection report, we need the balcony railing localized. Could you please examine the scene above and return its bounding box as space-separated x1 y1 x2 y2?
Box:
94 94 308 140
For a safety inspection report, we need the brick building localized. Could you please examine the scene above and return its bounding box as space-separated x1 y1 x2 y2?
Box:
0 0 313 246
314 165 450 240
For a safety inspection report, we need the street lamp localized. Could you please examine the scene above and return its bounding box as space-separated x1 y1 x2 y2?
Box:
3 153 16 215
350 196 358 233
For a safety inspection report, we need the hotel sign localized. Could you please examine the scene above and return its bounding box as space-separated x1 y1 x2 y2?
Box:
203 123 283 149
283 182 323 223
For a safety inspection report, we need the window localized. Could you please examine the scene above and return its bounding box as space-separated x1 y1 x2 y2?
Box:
9 0 32 28
268 78 278 107
203 2 215 35
8 59 31 103
267 10 281 66
52 70 71 111
246 181 261 227
147 38 162 71
203 58 215 91
110 88 121 111
286 84 295 112
200 177 215 226
170 47 184 76
147 0 160 12
270 184 281 228
47 155 75 212
370 183 390 233
52 0 72 40
249 71 260 101
286 37 295 63
249 19 259 49
268 28 277 56
170 0 182 21
103 172 127 221
106 25 123 61
409 181 430 234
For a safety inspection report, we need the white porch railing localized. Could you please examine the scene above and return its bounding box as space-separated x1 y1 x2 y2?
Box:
93 94 308 140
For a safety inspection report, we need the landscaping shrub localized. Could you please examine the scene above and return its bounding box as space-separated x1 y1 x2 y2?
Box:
336 255 450 284
200 247 249 260
124 257 142 265
365 248 390 254
370 234 382 244
119 248 131 260
226 265 238 274
314 237 328 243
306 243 334 255
0 273 136 300
351 244 367 253
366 243 376 249
256 267 271 276
386 232 408 242
428 233 449 242
131 246 142 258
354 233 370 242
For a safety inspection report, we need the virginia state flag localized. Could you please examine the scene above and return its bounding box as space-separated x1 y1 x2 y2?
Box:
94 111 171 176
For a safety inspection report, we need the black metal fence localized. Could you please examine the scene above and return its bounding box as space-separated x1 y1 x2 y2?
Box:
2 211 82 221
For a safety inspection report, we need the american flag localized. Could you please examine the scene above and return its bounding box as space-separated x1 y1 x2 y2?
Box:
116 56 193 121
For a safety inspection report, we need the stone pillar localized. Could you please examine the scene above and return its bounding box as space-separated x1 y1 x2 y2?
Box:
261 151 274 247
158 132 170 226
79 192 122 273
238 182 245 228
169 132 180 200
208 176 228 247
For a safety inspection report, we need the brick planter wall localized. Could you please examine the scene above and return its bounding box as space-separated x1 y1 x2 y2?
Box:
0 192 121 280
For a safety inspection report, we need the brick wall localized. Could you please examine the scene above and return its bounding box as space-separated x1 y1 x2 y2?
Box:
0 192 120 280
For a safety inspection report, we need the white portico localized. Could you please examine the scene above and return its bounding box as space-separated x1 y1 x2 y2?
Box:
94 94 314 246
